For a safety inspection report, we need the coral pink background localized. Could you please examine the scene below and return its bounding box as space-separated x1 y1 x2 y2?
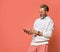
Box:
0 0 60 52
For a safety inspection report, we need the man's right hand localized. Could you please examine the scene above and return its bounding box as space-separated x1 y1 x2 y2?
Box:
23 29 33 34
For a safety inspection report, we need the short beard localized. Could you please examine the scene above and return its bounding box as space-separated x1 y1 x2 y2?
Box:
40 14 47 19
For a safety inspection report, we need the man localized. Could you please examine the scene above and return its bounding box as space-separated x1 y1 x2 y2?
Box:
23 4 54 52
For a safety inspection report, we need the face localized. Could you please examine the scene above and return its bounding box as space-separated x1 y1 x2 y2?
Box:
40 8 47 19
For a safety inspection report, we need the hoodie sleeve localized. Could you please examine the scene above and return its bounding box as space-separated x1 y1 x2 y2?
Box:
43 20 54 38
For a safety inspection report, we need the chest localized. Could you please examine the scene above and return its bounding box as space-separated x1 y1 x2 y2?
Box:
35 19 49 29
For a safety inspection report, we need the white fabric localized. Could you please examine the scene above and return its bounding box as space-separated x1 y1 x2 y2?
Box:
30 16 54 45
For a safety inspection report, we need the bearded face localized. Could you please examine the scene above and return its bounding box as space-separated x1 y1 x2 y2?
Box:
40 8 47 19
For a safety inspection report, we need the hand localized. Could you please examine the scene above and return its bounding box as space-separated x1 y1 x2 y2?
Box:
23 28 32 34
23 28 29 33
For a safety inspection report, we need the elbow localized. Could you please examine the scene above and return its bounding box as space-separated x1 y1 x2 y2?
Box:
43 31 53 38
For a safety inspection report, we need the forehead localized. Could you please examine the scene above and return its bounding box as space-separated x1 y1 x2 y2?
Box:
40 8 45 11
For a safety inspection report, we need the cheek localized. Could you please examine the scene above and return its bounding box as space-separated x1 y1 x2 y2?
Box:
40 11 45 14
42 12 46 14
40 12 45 15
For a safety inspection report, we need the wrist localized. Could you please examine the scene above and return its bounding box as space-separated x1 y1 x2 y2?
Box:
37 31 40 35
37 31 43 36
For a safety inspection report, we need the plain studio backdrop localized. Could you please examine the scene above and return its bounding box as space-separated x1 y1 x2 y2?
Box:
0 0 60 52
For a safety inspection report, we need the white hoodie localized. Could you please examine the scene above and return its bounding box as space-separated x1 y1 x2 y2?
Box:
30 16 54 46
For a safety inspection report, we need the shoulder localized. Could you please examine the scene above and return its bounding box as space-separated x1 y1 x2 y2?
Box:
34 18 40 22
47 16 54 25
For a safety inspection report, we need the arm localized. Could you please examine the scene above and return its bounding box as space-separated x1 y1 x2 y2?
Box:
42 21 54 38
29 21 54 38
23 28 43 36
